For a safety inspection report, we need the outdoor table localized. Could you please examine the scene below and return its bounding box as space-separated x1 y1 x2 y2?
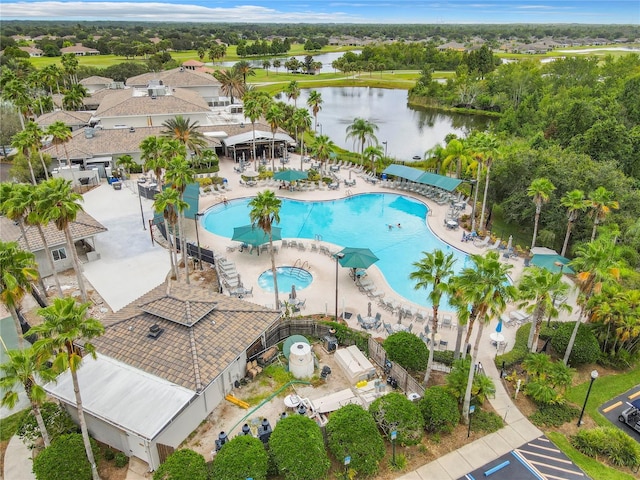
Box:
490 332 505 344
361 316 377 329
454 202 466 210
284 394 301 409
446 220 459 230
330 165 340 171
392 323 409 333
329 183 339 190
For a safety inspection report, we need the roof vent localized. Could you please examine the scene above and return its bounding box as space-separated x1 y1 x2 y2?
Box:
84 127 95 139
148 324 164 339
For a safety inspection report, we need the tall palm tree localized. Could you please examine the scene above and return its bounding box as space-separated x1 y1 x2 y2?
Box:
234 60 256 87
46 120 72 169
1 79 32 129
310 134 336 173
153 188 184 282
527 178 556 249
517 267 571 353
564 237 623 365
363 145 384 173
469 133 500 232
440 138 473 179
165 156 195 285
410 250 457 384
560 189 589 257
27 297 105 480
449 276 472 360
38 178 88 302
243 91 271 166
346 118 379 165
248 191 282 310
589 287 640 356
588 186 619 242
116 154 136 178
457 252 516 422
213 68 244 104
140 136 166 188
292 108 312 166
285 80 300 108
0 241 38 348
307 90 323 132
265 103 284 169
24 121 49 180
11 128 38 185
62 84 87 111
161 115 207 158
60 53 79 86
0 347 57 447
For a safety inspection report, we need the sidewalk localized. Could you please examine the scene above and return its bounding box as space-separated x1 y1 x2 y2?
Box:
3 436 35 480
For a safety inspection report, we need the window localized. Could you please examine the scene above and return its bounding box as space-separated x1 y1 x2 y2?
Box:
52 247 67 262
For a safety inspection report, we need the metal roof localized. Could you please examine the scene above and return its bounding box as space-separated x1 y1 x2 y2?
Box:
382 164 462 192
222 130 294 147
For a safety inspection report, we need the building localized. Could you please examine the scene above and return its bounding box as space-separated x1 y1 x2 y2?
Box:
36 110 92 132
79 75 116 94
60 43 100 56
44 282 281 470
18 46 43 57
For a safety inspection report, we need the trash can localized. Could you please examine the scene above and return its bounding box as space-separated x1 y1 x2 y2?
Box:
381 173 387 180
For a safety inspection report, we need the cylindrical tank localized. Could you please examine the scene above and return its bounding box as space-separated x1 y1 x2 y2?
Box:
289 342 313 379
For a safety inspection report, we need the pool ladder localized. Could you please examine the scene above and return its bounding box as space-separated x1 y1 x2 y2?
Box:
293 259 310 272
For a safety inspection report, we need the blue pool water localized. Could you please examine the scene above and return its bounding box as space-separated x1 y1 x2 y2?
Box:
258 266 314 292
202 193 470 309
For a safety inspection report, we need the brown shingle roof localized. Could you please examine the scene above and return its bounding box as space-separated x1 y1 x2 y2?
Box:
80 76 114 85
126 67 220 88
36 110 92 128
93 283 281 391
94 88 211 118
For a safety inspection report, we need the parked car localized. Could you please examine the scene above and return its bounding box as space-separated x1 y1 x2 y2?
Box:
618 399 640 434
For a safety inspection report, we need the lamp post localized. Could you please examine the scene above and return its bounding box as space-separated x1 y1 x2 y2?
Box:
137 183 146 231
577 370 598 426
318 123 323 136
382 141 388 158
547 261 565 327
334 252 345 322
194 212 204 270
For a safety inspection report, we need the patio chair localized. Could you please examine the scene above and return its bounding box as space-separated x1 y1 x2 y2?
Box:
375 312 382 324
407 323 414 333
384 322 394 335
357 313 365 327
441 314 452 329
473 236 492 248
415 310 426 322
244 287 253 297
488 238 502 250
439 340 448 350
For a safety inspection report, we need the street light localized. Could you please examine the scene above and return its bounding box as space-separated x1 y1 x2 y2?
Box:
194 212 204 270
137 183 146 231
318 123 323 136
547 261 565 327
334 252 345 322
577 369 598 426
382 141 388 158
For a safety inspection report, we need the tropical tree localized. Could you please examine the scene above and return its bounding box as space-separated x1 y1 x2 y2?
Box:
468 132 500 232
161 115 207 158
448 276 472 361
23 121 49 180
234 60 256 87
346 117 378 165
248 190 282 309
517 267 572 353
409 250 456 384
527 178 556 248
588 186 619 242
457 252 516 422
292 108 312 167
310 134 336 173
140 136 167 188
116 154 136 178
243 91 271 166
262 59 271 75
11 128 38 185
213 67 244 104
0 347 57 447
284 80 300 108
440 138 473 179
264 102 284 169
62 84 87 111
27 297 105 480
38 178 88 302
363 145 384 173
307 90 323 132
589 287 640 356
1 79 32 128
560 189 589 257
46 120 73 169
152 188 184 281
0 241 38 348
60 53 79 86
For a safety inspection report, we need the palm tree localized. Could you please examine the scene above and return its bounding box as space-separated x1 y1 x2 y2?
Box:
1 79 32 129
0 347 57 447
409 250 456 384
11 129 38 185
38 178 88 302
140 136 167 188
265 103 284 169
449 276 472 360
24 121 49 180
517 267 571 353
527 178 556 248
440 138 473 179
213 68 244 104
363 145 384 173
62 84 87 111
589 287 640 356
564 237 623 365
560 189 589 257
307 90 323 132
165 156 195 284
153 188 184 281
161 116 207 158
292 108 312 167
248 191 282 309
469 133 500 232
457 252 516 422
285 81 301 108
262 59 271 75
60 53 79 86
243 91 270 166
116 154 136 178
0 241 38 348
588 186 619 242
27 297 105 480
234 60 256 87
310 134 336 173
346 118 379 165
46 120 72 169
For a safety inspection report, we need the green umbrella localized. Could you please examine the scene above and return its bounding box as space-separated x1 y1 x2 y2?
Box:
273 169 308 182
232 225 282 247
337 247 380 269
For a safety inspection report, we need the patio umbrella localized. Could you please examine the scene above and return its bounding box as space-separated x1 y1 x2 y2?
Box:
368 302 372 317
496 318 503 333
337 247 380 270
232 225 282 247
243 170 260 178
530 253 574 274
290 284 297 300
506 235 513 251
273 169 308 182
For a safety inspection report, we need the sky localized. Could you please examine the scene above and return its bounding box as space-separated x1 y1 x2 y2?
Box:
1 0 639 24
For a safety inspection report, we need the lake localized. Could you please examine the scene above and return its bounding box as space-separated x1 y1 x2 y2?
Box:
212 51 356 74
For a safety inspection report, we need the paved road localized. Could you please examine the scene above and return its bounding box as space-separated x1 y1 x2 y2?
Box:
599 385 640 441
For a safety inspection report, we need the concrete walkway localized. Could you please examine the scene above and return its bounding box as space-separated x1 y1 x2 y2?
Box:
4 436 35 480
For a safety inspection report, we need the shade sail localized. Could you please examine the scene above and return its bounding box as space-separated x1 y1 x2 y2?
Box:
273 169 308 182
337 247 379 269
231 225 282 247
530 254 575 275
382 164 462 192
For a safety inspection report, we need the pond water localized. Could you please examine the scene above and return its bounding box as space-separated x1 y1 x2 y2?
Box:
212 51 357 74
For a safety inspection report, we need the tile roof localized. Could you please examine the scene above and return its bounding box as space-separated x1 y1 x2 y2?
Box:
92 282 281 391
0 210 107 252
36 110 92 128
80 76 114 85
126 67 220 88
94 88 211 118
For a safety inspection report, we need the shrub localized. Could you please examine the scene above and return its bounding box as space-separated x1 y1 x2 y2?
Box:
551 322 600 366
369 392 424 445
269 415 330 480
433 349 455 366
18 402 78 449
446 359 496 404
495 323 530 370
114 452 129 468
153 449 208 480
418 386 460 433
529 403 580 427
470 409 504 433
212 435 268 480
571 427 640 468
32 433 99 480
324 321 369 354
383 331 428 372
103 448 116 461
326 404 385 477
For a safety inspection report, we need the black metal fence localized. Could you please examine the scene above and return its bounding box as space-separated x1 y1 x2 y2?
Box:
368 337 425 396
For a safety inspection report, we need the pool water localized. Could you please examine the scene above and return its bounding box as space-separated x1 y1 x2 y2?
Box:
203 193 470 309
258 266 313 293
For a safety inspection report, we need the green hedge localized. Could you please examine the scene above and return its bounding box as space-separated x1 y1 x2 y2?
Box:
495 323 531 370
418 386 460 433
551 322 601 366
33 433 99 480
383 331 429 373
212 435 268 480
470 409 504 433
529 403 580 427
369 392 424 446
571 427 640 469
433 349 455 366
153 449 208 480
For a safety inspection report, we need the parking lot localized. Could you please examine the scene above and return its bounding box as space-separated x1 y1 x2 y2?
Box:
599 385 640 440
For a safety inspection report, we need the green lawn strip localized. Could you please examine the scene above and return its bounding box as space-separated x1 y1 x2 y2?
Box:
0 409 26 442
565 363 640 427
547 431 636 480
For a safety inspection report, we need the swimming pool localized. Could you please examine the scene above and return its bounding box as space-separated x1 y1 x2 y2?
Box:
202 193 470 309
258 266 314 293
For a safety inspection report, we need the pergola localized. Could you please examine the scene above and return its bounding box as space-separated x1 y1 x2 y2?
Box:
382 164 462 192
221 130 294 163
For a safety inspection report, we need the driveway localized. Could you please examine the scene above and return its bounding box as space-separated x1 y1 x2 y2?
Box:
599 385 640 441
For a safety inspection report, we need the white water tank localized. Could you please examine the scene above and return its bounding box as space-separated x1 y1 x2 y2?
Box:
289 342 313 379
